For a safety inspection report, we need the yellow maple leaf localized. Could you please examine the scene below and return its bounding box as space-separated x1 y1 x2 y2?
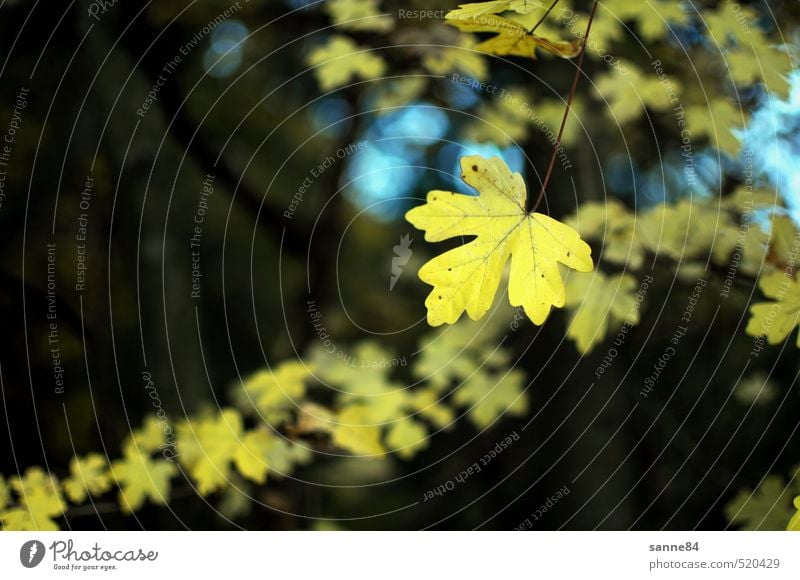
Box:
445 12 581 59
307 35 386 91
326 0 394 33
406 155 593 326
446 0 551 18
564 271 641 353
63 454 112 503
111 446 177 513
746 271 800 347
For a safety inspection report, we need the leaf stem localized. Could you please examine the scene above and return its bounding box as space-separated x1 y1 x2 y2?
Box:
528 0 599 214
527 0 562 34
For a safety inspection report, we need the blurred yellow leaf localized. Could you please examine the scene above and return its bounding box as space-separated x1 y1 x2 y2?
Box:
370 77 427 113
564 271 641 353
326 0 394 32
1 468 65 531
746 271 800 348
566 199 646 269
686 100 746 156
332 405 386 455
177 409 243 495
242 360 311 423
233 429 310 484
63 454 111 503
386 418 429 459
605 0 689 41
307 35 386 91
421 36 489 80
453 369 528 428
111 447 177 514
595 62 681 124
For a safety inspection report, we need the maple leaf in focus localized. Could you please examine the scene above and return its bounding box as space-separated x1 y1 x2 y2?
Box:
406 155 593 326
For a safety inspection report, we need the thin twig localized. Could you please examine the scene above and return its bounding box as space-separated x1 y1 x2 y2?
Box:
529 0 599 214
528 0 562 34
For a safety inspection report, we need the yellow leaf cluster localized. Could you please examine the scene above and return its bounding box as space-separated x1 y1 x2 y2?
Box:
0 468 65 531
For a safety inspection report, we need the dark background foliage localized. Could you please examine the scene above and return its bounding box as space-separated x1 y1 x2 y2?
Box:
1 0 799 530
